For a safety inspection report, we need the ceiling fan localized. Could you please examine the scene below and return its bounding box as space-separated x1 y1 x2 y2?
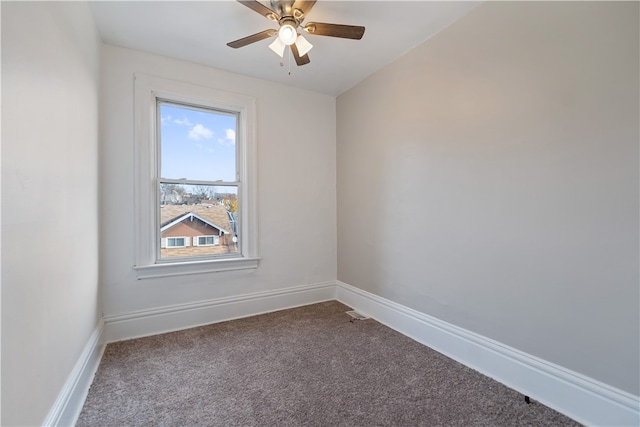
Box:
227 0 365 67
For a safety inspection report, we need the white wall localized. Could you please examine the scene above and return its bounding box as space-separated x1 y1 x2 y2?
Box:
337 1 639 396
100 46 336 316
1 2 102 425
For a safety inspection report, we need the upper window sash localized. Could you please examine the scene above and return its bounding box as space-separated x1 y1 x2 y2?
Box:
156 98 240 183
133 73 259 279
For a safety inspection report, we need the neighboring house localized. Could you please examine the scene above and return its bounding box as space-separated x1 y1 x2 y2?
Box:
160 204 237 258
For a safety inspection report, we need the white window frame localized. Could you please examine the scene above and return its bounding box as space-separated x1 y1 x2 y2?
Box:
133 74 259 279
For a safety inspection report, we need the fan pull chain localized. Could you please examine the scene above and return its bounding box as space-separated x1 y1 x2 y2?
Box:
277 47 293 75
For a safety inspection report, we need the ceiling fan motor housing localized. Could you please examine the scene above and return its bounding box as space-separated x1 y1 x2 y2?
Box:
271 0 300 19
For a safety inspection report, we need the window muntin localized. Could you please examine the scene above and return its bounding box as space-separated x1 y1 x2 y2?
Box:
157 101 239 261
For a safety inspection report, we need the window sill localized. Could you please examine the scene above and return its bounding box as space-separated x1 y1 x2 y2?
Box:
134 257 260 279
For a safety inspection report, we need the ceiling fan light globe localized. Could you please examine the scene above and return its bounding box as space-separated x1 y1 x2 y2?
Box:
295 35 313 57
278 23 297 45
268 37 286 57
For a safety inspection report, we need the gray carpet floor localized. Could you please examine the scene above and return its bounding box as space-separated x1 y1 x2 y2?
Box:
78 301 581 426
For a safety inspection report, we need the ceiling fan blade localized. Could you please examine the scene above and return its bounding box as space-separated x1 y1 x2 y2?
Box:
303 22 365 40
227 29 277 49
291 43 311 66
237 0 278 20
292 0 317 19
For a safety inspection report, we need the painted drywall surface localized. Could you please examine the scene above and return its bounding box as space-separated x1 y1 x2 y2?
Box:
100 45 336 315
1 2 102 425
337 1 639 395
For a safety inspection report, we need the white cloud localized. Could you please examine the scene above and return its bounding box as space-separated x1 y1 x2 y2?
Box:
174 117 193 126
189 124 213 141
218 128 236 145
161 115 172 124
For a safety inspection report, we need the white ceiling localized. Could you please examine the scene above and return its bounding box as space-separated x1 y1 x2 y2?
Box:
89 1 480 96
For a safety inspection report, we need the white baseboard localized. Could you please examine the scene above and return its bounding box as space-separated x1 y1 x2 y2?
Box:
46 281 639 427
103 281 336 343
336 281 640 427
42 320 106 427
43 282 334 426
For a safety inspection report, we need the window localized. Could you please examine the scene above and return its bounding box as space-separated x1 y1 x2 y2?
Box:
195 235 220 246
134 74 259 279
163 237 188 248
158 101 239 259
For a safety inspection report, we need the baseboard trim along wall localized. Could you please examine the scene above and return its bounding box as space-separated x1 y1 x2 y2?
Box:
103 281 336 343
42 320 106 427
48 281 639 427
335 280 640 427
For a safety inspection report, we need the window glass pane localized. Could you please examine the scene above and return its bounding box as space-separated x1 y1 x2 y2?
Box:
160 183 239 259
160 102 237 182
167 238 184 247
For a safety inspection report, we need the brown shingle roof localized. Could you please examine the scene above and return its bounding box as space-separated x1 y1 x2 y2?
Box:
160 204 233 235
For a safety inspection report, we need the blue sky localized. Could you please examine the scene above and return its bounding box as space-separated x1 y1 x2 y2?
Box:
160 103 237 182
